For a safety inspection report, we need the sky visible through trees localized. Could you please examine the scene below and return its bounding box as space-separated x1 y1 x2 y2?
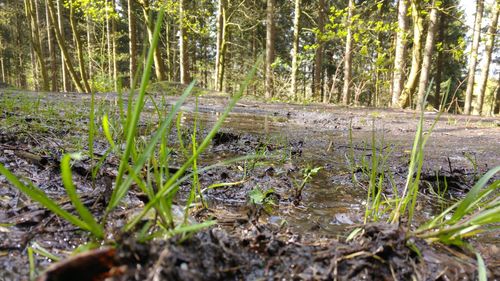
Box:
0 0 498 115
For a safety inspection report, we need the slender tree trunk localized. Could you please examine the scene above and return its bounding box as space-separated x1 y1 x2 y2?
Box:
106 0 112 80
290 0 301 99
112 0 117 90
434 9 445 109
0 56 4 83
315 0 326 102
214 0 227 92
342 0 354 105
416 2 439 111
56 0 67 92
46 0 57 91
179 0 191 84
69 0 91 92
464 0 484 115
47 0 85 92
476 2 498 115
399 0 423 108
265 0 275 99
391 0 408 107
25 0 50 91
86 15 92 82
128 0 137 87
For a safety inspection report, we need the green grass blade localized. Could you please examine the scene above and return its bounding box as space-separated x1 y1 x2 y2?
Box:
449 166 500 224
61 153 104 238
102 114 116 150
476 252 487 281
111 8 165 208
106 81 194 213
0 163 91 232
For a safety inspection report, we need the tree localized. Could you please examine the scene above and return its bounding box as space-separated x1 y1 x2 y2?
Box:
214 0 227 92
341 0 354 105
290 0 301 98
24 0 49 91
139 0 167 82
179 0 190 84
265 0 275 99
314 0 326 102
416 1 439 110
128 0 137 87
391 0 408 107
476 1 498 115
464 0 484 115
68 0 91 92
399 0 423 108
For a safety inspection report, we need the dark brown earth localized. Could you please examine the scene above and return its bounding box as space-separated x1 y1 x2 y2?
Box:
1 89 499 280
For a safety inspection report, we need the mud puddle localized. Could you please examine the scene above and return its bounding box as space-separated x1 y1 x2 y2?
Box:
1 90 499 280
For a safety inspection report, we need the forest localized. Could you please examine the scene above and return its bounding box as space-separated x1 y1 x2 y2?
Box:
0 0 498 114
0 0 500 280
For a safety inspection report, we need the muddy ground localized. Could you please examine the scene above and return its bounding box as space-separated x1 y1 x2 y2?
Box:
0 89 499 280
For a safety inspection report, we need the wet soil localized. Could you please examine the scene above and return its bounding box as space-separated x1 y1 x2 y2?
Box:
1 89 499 280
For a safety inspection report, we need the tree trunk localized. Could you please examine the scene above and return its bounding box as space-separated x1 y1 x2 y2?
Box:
315 0 326 102
25 0 50 91
45 0 57 91
47 0 85 92
476 2 498 115
106 0 112 80
290 0 301 99
214 0 227 92
464 0 484 115
265 0 275 99
391 0 408 108
69 0 91 92
399 0 423 108
434 9 445 109
416 2 439 111
128 0 137 87
86 15 92 82
342 0 354 105
112 0 117 90
179 0 191 84
56 0 67 92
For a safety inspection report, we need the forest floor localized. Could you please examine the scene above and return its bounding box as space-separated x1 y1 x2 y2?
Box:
0 88 499 280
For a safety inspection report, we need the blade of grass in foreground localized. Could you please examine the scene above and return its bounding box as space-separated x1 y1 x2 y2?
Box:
61 153 104 238
110 7 165 209
0 163 92 233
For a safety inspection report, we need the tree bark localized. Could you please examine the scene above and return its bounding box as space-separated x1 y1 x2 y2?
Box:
265 0 275 99
290 0 301 99
342 0 354 105
47 0 85 92
399 0 423 108
416 1 439 111
69 0 91 92
56 0 67 92
25 0 50 91
45 0 57 91
476 1 498 115
391 0 408 108
214 0 227 92
434 9 445 109
179 0 191 84
464 0 484 115
315 0 326 102
112 0 117 90
128 0 137 87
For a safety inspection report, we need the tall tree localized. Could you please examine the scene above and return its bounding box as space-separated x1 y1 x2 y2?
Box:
45 0 57 91
56 0 68 92
214 0 227 91
464 0 484 115
47 0 85 92
476 1 498 115
290 0 301 99
25 0 49 91
68 0 91 92
139 0 166 82
416 1 439 110
341 0 354 105
315 0 326 102
399 0 423 108
128 0 137 87
179 0 190 84
391 0 408 107
265 0 275 99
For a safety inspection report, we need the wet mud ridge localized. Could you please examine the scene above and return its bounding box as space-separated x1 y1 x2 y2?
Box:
1 90 499 280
